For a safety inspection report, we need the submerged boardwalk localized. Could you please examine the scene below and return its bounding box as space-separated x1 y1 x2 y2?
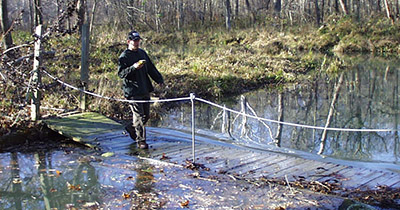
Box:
44 112 400 193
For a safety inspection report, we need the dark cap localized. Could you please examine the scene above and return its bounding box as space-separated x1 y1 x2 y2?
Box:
128 30 142 41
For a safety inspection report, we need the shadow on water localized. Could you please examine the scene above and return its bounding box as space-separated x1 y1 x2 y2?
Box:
153 56 400 168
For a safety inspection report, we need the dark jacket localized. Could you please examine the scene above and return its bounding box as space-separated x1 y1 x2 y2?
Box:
118 48 163 98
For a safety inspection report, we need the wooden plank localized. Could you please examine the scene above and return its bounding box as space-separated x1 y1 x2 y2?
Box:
252 157 304 178
340 168 383 189
271 159 321 180
225 155 269 171
308 164 348 179
150 145 193 158
167 145 224 162
44 112 122 144
391 180 400 188
230 154 288 176
148 141 188 152
363 172 400 188
315 166 354 184
205 152 260 171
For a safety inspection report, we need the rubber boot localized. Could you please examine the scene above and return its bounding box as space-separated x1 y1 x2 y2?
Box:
137 140 148 149
125 123 136 140
137 127 148 149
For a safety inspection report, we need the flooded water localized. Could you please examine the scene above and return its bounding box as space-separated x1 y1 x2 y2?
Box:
155 56 400 166
0 144 346 209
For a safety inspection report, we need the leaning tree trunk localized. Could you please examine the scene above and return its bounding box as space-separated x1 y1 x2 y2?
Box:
338 0 348 15
0 0 13 49
318 73 344 155
384 0 395 24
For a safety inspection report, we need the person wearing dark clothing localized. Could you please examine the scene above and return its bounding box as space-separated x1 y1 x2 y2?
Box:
118 30 164 149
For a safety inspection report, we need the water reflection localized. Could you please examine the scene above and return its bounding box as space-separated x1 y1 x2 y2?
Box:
0 146 156 209
155 56 400 165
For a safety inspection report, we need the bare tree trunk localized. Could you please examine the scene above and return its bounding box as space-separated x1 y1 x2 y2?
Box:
202 0 206 24
225 0 231 30
89 0 98 35
321 0 325 23
0 0 13 49
338 0 348 15
28 0 34 32
155 0 160 32
209 0 213 21
77 0 86 35
177 0 183 30
334 0 340 13
235 0 239 18
275 0 281 15
34 0 42 26
377 0 382 12
315 0 321 25
384 0 395 23
245 0 255 23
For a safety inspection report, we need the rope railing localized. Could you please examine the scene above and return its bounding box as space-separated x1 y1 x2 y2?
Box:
43 69 395 133
41 70 395 161
195 98 394 133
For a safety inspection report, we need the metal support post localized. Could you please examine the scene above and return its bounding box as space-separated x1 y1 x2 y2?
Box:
190 93 196 163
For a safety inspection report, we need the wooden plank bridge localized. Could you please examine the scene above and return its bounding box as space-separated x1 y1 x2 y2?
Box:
44 112 400 194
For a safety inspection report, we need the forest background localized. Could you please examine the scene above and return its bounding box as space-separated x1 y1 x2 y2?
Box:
1 0 400 137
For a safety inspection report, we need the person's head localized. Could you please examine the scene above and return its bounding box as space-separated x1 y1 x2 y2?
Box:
127 30 142 51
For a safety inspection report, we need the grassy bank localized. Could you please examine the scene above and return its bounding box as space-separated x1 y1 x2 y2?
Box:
2 16 400 133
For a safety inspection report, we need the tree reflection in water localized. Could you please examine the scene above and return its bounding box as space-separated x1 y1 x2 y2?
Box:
154 57 400 164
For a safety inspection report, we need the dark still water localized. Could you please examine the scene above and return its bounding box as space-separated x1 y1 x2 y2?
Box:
155 56 400 165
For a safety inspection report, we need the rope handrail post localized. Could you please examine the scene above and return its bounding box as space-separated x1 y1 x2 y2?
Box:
31 25 43 121
80 23 90 111
190 93 196 163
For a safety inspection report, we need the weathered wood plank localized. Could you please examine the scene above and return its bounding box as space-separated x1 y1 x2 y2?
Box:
230 154 289 176
363 172 400 188
271 159 322 180
167 145 225 162
44 112 122 144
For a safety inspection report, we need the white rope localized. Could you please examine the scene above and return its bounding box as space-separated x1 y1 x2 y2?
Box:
42 70 395 133
195 98 394 132
42 70 191 103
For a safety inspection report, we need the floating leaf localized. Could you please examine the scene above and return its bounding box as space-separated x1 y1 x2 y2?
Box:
122 192 131 199
56 170 62 176
160 153 170 160
82 202 99 208
12 178 22 184
126 176 135 180
67 182 81 191
180 200 189 208
101 152 114 157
